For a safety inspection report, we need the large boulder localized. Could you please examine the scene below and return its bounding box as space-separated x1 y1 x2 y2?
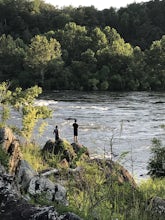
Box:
0 127 16 151
28 176 68 205
42 139 76 163
42 140 90 166
147 196 165 216
16 159 68 205
16 160 37 191
0 127 22 175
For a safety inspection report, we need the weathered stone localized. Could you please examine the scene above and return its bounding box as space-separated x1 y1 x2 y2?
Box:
0 127 22 175
71 143 90 158
147 196 165 215
15 159 68 205
62 212 83 220
59 158 69 169
9 140 22 175
16 159 37 191
28 176 68 205
0 127 16 152
42 139 63 155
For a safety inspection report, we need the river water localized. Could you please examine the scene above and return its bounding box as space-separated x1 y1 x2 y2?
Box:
10 91 165 181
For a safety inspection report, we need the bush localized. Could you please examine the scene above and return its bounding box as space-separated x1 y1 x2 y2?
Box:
147 138 165 178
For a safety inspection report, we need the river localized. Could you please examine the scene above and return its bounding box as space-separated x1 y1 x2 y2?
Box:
11 91 165 181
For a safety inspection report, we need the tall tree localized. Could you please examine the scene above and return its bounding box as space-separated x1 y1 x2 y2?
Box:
56 22 90 63
0 34 25 81
24 35 62 87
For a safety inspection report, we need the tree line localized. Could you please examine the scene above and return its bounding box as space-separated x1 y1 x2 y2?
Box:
0 0 165 91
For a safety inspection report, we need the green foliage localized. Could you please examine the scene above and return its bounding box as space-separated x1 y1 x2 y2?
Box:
140 178 165 199
12 85 52 142
24 35 62 86
0 82 52 142
43 152 62 169
0 146 9 169
0 82 12 126
21 143 48 172
147 138 165 178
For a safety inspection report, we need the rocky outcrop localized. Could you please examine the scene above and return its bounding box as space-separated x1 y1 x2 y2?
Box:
0 164 82 220
0 128 68 206
42 140 89 165
16 159 68 205
71 143 89 156
16 160 38 191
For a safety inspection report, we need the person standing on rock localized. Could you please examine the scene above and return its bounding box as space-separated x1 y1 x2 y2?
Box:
53 125 59 141
73 119 78 143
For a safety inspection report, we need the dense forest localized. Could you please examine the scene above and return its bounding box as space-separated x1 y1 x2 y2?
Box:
0 0 165 91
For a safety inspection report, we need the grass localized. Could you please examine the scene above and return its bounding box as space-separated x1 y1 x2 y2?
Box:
140 177 165 199
20 143 49 172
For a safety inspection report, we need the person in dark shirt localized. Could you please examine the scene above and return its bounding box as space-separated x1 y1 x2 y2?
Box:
73 119 78 143
53 125 59 141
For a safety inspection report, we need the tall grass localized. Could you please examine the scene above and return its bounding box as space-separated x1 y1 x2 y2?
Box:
140 177 165 199
20 143 48 171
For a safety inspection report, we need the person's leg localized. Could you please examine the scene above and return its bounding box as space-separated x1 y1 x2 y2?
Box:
74 136 77 143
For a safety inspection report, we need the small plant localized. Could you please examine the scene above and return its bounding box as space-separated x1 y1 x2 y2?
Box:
0 146 10 169
140 178 165 199
147 138 165 178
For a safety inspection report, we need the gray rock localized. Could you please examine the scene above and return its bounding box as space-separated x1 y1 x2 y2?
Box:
28 176 68 205
16 159 37 191
0 127 16 151
147 196 165 215
62 212 83 220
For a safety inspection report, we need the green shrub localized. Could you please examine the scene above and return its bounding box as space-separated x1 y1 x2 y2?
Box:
147 138 165 178
140 178 165 199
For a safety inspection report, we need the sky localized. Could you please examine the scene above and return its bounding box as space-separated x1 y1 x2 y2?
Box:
44 0 151 10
